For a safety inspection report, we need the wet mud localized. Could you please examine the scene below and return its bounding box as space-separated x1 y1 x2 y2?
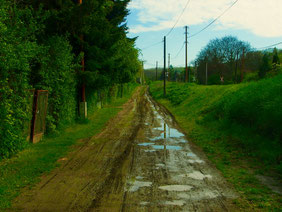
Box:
12 87 238 211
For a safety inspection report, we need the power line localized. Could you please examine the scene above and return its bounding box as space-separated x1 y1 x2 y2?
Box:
189 0 239 38
165 0 192 37
141 41 163 50
173 42 185 59
256 41 282 50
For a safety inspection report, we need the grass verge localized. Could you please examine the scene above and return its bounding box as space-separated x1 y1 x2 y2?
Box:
0 86 138 210
150 79 281 211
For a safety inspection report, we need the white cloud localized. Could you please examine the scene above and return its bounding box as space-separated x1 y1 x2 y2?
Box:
128 0 282 37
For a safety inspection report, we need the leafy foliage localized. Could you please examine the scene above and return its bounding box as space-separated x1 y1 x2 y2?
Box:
195 36 251 84
0 0 141 158
33 36 77 133
0 2 40 157
258 53 271 79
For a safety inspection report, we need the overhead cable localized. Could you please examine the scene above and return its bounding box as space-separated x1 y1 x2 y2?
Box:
256 41 282 50
173 42 185 59
189 0 239 38
166 0 192 37
141 41 163 50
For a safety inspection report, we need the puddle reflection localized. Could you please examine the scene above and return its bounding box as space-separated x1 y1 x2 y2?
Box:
128 180 152 192
138 142 155 146
153 123 185 139
152 145 182 150
159 185 193 192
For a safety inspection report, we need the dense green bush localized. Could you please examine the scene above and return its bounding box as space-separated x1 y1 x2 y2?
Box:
32 36 77 133
0 0 141 158
0 2 40 157
164 83 190 105
213 74 282 141
243 72 259 82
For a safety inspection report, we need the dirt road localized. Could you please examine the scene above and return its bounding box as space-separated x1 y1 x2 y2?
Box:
12 87 238 211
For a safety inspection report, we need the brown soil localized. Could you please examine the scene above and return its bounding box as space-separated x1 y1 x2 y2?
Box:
12 86 239 211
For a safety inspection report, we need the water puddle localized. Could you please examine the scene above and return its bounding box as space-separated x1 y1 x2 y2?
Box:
163 200 186 206
178 138 187 143
167 128 185 138
179 171 212 180
186 152 205 163
187 152 197 157
153 123 185 139
138 142 155 146
140 201 149 206
188 159 205 164
144 149 156 153
159 185 193 192
178 190 219 200
152 145 182 150
128 180 152 192
149 136 163 141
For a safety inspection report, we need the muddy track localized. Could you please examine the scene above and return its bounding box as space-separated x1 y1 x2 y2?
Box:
12 86 239 211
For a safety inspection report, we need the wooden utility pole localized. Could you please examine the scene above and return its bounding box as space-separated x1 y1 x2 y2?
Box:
78 0 87 118
168 53 170 81
185 26 188 83
155 61 158 81
194 61 197 82
240 49 245 82
163 36 166 96
141 61 144 85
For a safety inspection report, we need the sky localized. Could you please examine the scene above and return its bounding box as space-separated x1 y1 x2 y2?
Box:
125 0 282 69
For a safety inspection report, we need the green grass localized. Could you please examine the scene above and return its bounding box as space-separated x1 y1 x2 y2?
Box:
0 85 138 210
150 77 282 211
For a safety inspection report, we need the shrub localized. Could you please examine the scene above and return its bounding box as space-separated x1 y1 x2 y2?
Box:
0 2 41 158
223 75 282 140
33 36 77 133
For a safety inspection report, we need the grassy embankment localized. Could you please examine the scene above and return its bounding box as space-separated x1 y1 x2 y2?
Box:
150 75 281 211
0 85 138 210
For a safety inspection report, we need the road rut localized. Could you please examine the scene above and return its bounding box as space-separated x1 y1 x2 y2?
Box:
12 87 238 211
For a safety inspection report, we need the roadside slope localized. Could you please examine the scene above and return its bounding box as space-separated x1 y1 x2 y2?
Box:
150 77 282 211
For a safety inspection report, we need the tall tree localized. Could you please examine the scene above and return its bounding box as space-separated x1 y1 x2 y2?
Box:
195 36 251 84
258 53 271 79
272 48 280 65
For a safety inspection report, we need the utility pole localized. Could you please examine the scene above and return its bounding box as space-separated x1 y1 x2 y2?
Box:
155 61 158 81
141 61 144 85
194 61 197 82
185 26 188 83
240 48 245 82
78 0 87 118
163 36 166 96
168 53 170 81
206 62 208 85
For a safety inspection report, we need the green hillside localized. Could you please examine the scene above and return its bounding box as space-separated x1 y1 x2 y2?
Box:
150 75 282 210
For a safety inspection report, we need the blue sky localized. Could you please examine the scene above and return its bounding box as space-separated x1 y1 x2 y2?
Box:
125 0 282 69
